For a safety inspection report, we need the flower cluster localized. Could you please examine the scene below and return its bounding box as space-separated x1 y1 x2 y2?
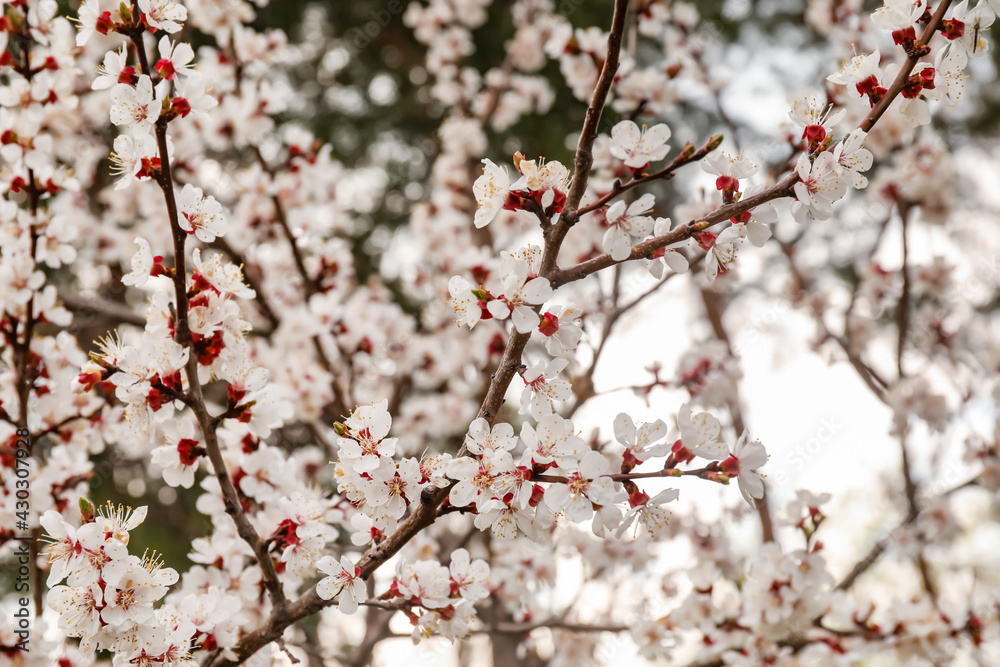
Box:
334 400 442 532
472 154 570 229
43 503 195 663
442 405 767 543
391 549 491 642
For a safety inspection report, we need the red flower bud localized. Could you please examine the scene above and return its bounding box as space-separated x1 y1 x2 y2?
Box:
118 66 137 85
694 231 718 251
177 438 204 466
891 26 916 47
715 174 738 193
802 124 826 144
939 18 965 40
719 455 740 477
528 483 545 507
538 312 560 337
628 488 650 508
155 58 177 80
671 439 694 464
95 10 115 35
76 369 104 392
171 96 192 118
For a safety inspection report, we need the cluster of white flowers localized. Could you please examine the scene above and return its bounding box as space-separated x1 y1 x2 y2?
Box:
396 549 490 642
315 543 490 645
81 246 291 461
334 399 449 533
42 504 202 664
440 404 767 544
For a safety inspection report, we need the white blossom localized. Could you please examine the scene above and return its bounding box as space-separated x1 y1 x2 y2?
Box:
316 555 367 614
609 120 672 168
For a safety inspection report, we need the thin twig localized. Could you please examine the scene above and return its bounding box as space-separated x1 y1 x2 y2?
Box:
779 241 889 403
571 135 723 220
894 201 938 602
33 407 105 441
896 203 912 378
700 287 774 543
252 146 319 298
476 621 629 635
564 266 690 418
554 174 800 287
58 289 147 329
836 475 977 591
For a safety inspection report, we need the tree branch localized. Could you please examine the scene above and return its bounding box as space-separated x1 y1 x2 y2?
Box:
58 289 147 329
858 0 953 134
571 134 722 220
208 2 634 662
700 287 774 543
252 146 320 299
129 17 288 615
836 474 976 591
553 174 799 288
555 0 953 291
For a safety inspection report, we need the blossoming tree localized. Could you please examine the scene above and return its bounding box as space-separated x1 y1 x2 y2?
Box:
1 0 999 665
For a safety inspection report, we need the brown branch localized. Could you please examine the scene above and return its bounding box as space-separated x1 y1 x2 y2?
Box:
13 174 40 440
899 429 939 601
857 0 953 134
33 406 105 441
571 250 706 404
9 5 44 455
8 98 43 623
17 185 41 622
129 19 288 615
836 475 977 591
311 337 352 425
778 240 889 404
896 202 912 378
58 289 147 329
252 147 319 299
893 201 938 602
208 3 634 663
565 264 626 416
475 58 515 125
275 638 300 665
245 148 352 421
563 0 631 216
834 335 890 400
533 465 717 484
553 173 800 288
7 5 50 618
572 134 722 220
477 621 629 635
